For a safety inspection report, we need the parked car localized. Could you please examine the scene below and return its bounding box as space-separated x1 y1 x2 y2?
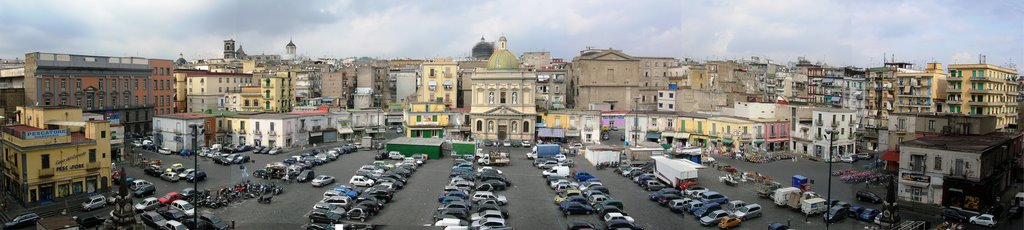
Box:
859 208 880 221
134 197 161 212
170 200 196 217
185 171 207 183
144 165 163 177
158 148 172 154
824 205 849 223
76 215 106 228
349 175 375 187
559 201 595 216
197 213 230 230
733 204 762 220
969 214 997 228
159 209 187 222
134 184 157 197
311 175 336 187
160 171 181 182
296 170 316 183
164 220 188 230
140 211 168 228
309 209 345 224
699 210 731 226
718 216 742 229
158 192 185 204
856 190 882 203
3 212 40 229
566 221 597 230
81 195 107 211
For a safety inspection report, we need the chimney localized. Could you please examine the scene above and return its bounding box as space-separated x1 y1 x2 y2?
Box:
979 54 987 64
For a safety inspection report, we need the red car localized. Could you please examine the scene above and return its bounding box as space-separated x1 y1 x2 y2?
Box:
158 192 184 204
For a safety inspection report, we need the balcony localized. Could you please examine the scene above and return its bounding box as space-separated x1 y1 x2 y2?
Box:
237 130 246 134
968 101 999 106
815 119 823 127
269 130 277 136
971 89 1001 94
831 121 839 128
39 168 54 178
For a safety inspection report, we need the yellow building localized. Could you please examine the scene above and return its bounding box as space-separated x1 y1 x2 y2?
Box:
674 114 710 146
2 106 112 204
419 59 459 107
225 86 264 112
895 63 948 113
403 102 450 138
947 63 1019 129
259 71 295 112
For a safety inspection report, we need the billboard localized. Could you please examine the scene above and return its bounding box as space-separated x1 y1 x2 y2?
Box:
104 111 121 125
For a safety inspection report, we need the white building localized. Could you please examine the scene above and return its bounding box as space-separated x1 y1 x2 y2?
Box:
245 113 302 148
811 108 857 159
153 114 211 152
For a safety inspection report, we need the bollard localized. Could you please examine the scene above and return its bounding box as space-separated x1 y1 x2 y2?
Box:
232 220 235 229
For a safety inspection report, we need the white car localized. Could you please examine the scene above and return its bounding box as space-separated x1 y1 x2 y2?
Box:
469 210 506 221
177 169 195 179
311 175 336 187
841 156 855 163
164 220 188 230
477 167 503 175
470 191 508 205
170 200 195 216
602 212 636 223
158 148 172 155
434 218 468 227
969 214 997 228
349 175 375 187
521 140 531 147
133 197 160 212
471 217 506 228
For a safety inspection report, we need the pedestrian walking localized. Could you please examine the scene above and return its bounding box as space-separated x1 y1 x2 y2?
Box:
2 200 7 212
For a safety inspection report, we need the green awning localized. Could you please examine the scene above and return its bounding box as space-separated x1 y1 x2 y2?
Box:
661 144 672 150
722 138 734 144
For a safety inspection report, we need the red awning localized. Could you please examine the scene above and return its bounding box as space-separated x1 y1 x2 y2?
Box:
880 150 899 162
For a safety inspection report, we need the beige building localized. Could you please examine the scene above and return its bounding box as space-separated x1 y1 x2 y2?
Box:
418 59 458 107
470 37 537 142
457 60 487 109
571 48 644 111
895 63 948 113
947 62 1019 130
185 72 254 113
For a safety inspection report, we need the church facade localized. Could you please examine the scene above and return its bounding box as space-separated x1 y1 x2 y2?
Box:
470 37 537 142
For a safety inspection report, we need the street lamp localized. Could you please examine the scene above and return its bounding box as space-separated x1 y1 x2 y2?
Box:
824 129 839 230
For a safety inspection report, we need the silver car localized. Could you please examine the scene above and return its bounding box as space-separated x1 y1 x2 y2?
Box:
81 195 107 211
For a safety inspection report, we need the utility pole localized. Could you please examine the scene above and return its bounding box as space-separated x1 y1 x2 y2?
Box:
632 96 640 147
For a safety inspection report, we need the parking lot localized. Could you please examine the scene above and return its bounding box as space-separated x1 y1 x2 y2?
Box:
51 135 1019 230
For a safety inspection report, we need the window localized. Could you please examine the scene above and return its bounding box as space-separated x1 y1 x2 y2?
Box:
669 93 674 98
668 104 673 109
500 92 507 104
89 149 96 162
476 120 483 132
928 120 936 132
101 131 106 138
659 103 663 108
41 154 50 169
523 121 530 133
934 156 942 171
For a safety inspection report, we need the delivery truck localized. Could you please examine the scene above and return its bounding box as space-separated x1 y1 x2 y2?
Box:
530 144 561 159
651 156 699 189
478 150 511 166
801 197 828 215
773 187 802 207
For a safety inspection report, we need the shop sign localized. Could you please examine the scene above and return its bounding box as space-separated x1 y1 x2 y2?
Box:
23 129 68 139
901 172 930 183
56 152 87 172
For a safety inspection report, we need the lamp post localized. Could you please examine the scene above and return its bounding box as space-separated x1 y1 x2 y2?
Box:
188 124 203 227
824 129 838 230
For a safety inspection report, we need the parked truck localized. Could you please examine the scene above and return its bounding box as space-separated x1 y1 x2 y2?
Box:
651 156 699 190
361 137 373 150
531 144 561 159
772 187 802 207
478 150 511 166
800 197 828 215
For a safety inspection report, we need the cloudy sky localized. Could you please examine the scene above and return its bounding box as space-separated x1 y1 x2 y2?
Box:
1 0 1021 69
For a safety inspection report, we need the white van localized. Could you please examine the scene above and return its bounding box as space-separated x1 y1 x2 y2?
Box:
542 166 571 178
129 180 153 191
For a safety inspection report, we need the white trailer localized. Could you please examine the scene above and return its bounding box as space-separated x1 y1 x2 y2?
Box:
651 156 699 189
584 145 623 166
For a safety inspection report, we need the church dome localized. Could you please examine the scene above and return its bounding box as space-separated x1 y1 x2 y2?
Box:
486 36 519 70
472 37 494 60
175 53 187 65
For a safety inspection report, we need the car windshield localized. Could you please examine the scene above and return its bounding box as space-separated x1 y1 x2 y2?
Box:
181 203 194 209
206 216 223 224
